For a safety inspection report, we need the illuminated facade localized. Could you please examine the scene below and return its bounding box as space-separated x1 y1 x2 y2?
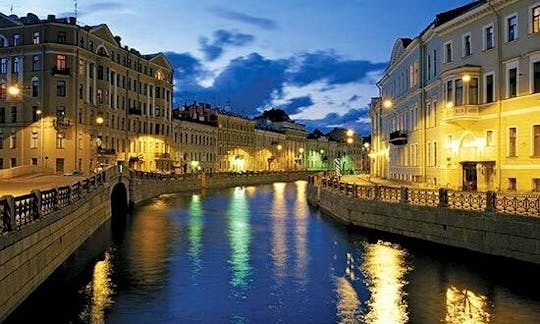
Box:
216 110 256 172
372 0 540 191
0 12 173 173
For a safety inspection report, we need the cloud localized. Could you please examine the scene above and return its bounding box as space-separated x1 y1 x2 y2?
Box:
288 51 386 86
200 29 255 61
208 7 277 30
280 96 314 115
296 108 372 135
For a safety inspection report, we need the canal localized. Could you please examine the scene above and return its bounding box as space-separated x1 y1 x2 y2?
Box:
7 181 540 323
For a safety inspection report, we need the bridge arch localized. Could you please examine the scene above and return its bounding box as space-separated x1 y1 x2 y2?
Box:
111 182 128 219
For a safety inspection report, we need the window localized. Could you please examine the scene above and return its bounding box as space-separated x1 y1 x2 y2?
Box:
0 58 7 74
13 34 20 46
484 24 494 50
32 80 39 97
97 89 103 104
32 158 37 165
462 33 472 56
10 106 16 123
89 63 94 78
56 106 66 120
455 79 463 106
469 77 479 105
508 178 517 191
0 132 3 149
33 32 40 44
56 55 66 70
486 130 494 146
13 57 19 73
533 61 540 93
508 67 517 98
507 15 518 41
533 179 540 192
533 5 540 33
9 132 15 149
32 106 39 122
485 73 495 103
433 142 438 166
31 131 38 149
433 50 437 76
56 134 65 149
534 125 540 156
0 108 4 123
32 55 40 71
97 65 103 80
444 42 453 63
57 81 66 97
57 31 66 43
509 127 517 157
79 84 83 100
10 158 16 167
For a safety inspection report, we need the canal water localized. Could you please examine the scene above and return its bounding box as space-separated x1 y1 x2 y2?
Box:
7 181 540 323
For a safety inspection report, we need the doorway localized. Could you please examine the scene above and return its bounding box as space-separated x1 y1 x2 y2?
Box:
462 162 477 191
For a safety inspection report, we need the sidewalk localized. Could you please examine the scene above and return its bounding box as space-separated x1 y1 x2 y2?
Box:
0 174 84 197
341 175 436 190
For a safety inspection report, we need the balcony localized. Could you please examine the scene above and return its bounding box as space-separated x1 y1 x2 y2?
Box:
54 118 71 130
443 105 480 125
52 67 70 76
97 147 116 156
389 130 407 145
154 152 171 160
128 108 142 116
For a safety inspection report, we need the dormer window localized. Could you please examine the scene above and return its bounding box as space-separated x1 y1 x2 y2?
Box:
33 32 40 44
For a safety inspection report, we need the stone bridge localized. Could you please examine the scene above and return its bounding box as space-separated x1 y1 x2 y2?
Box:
0 167 313 321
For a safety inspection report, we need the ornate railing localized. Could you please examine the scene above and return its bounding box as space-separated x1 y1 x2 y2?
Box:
0 171 107 234
408 188 439 207
496 193 540 217
448 191 487 212
317 178 540 217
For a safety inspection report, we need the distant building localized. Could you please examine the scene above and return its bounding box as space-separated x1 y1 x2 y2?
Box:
372 0 540 192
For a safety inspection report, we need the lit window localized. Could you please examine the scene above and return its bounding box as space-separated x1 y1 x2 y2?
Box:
56 55 66 70
33 32 40 44
533 6 540 33
31 131 38 149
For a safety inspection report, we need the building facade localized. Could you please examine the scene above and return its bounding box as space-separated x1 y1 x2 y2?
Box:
372 0 540 192
0 13 174 173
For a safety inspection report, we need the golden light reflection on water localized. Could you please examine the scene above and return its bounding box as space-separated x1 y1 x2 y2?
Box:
294 181 308 281
189 194 203 277
228 187 251 289
445 286 490 324
361 241 410 324
335 276 361 324
79 251 114 324
272 182 288 279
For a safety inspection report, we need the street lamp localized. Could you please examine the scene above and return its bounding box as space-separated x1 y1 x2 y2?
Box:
382 99 393 109
346 137 354 144
95 116 104 125
7 84 21 97
346 129 354 137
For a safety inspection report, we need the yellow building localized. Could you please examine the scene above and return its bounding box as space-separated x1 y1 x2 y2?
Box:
372 0 540 192
0 12 173 173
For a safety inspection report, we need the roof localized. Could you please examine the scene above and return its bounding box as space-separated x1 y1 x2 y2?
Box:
433 0 486 27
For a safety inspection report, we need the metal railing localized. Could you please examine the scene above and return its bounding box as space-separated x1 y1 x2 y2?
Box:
0 172 107 234
314 177 540 217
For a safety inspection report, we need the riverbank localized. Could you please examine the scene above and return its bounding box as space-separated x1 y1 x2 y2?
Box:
307 177 540 265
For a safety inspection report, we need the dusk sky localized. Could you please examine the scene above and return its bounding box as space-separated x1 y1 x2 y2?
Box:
4 0 472 134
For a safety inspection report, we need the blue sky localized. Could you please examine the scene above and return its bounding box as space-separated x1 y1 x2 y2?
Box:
5 0 471 134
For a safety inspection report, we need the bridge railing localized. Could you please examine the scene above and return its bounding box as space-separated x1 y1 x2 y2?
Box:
0 171 107 234
318 178 540 217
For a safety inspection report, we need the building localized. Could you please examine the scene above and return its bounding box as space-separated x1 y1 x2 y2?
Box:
372 0 540 192
0 12 174 173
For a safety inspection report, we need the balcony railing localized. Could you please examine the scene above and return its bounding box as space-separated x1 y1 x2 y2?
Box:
128 108 142 116
444 105 480 123
97 147 116 156
54 118 71 129
52 67 70 76
389 130 407 145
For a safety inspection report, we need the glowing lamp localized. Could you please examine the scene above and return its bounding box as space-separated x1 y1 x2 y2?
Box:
96 116 104 125
7 85 21 96
383 99 393 109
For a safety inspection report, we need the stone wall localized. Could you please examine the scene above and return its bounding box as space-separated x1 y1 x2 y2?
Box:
0 181 113 321
308 181 540 265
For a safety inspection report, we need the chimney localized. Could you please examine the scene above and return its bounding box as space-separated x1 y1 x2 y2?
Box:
47 14 55 21
69 17 76 25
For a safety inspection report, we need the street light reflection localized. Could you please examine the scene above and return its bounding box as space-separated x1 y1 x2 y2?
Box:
445 286 490 323
361 241 410 324
189 194 203 278
272 182 287 279
228 187 251 292
79 251 114 323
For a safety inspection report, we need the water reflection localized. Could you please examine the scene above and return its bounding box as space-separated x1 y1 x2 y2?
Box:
293 181 309 283
335 276 361 324
361 241 410 324
79 251 114 324
445 286 490 323
227 187 252 291
272 182 288 279
188 194 203 279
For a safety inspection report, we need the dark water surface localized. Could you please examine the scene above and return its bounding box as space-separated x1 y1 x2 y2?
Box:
7 181 540 323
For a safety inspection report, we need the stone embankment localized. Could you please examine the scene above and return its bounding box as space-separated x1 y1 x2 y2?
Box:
307 176 540 265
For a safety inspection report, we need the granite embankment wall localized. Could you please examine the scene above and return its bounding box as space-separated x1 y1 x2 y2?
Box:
131 171 314 204
307 179 540 265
